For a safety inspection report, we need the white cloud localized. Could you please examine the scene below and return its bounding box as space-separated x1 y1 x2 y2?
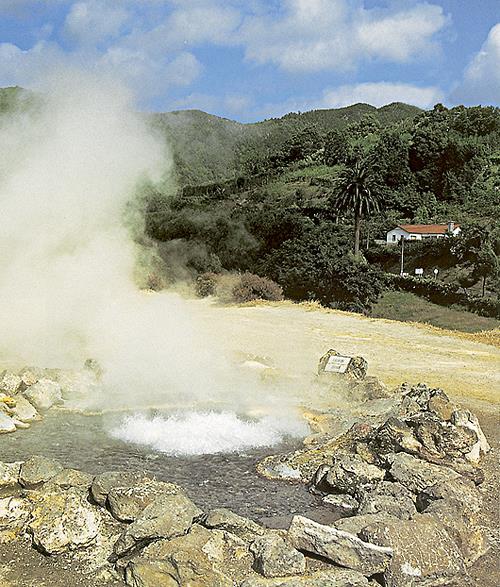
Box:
239 0 448 72
64 1 130 46
321 82 444 109
451 23 500 105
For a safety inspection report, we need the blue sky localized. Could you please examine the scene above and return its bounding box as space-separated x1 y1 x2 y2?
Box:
0 0 498 121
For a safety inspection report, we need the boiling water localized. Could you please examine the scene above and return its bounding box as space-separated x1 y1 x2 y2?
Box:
0 411 336 527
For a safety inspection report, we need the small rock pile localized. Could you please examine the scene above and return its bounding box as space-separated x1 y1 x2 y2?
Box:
0 383 491 586
0 364 98 434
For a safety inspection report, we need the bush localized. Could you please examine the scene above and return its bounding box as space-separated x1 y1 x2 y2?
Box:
231 273 284 303
195 272 219 297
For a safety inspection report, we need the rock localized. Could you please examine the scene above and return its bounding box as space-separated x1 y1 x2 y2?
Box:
360 513 466 587
427 390 454 421
288 515 392 576
12 418 30 429
357 481 416 520
0 371 22 394
114 492 202 557
387 452 460 493
0 462 22 495
250 534 306 578
18 367 43 388
28 487 101 554
416 477 482 517
11 396 39 423
322 454 385 495
0 496 32 543
348 376 392 401
19 456 64 489
108 478 182 522
125 524 252 587
23 378 63 411
0 412 16 434
204 508 265 542
322 493 359 516
318 349 368 381
334 513 400 536
240 567 370 587
50 468 94 491
451 409 490 462
424 499 487 565
90 470 151 507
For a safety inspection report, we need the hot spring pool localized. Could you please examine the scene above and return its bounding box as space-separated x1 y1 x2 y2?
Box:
0 411 336 528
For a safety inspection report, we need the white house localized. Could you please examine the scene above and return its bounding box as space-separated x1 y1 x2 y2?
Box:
386 222 461 244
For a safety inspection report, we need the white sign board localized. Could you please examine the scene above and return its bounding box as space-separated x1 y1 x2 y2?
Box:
324 355 351 374
415 268 424 275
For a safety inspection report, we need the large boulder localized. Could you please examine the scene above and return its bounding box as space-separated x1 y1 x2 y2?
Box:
318 350 368 381
107 478 182 522
320 454 385 495
90 470 151 507
0 412 16 434
334 513 400 536
387 452 460 493
0 496 32 543
240 568 370 587
28 487 102 554
124 524 252 587
50 468 94 491
203 508 265 542
288 515 392 576
19 456 64 489
360 513 466 587
11 396 39 423
23 379 63 411
356 481 417 520
0 462 22 495
322 493 359 516
114 492 202 557
0 371 22 394
250 534 306 578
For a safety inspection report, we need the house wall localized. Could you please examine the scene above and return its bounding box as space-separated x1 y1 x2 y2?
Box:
386 227 461 244
386 228 411 243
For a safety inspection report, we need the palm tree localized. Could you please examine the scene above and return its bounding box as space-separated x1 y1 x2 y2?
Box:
332 160 381 256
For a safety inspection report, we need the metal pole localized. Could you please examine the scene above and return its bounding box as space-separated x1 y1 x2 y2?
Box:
400 237 405 275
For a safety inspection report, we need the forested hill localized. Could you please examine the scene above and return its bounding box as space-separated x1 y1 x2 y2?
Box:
151 102 421 184
0 86 420 185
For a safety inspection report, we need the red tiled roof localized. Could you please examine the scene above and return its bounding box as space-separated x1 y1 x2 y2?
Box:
397 224 460 235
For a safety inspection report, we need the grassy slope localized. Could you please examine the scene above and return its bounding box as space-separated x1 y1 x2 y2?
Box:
371 290 499 333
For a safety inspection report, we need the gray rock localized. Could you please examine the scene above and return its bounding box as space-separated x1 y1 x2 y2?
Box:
90 470 151 507
334 513 400 536
357 481 416 520
416 477 482 517
241 567 370 586
28 487 101 554
0 462 22 495
288 515 392 576
18 367 43 388
387 452 460 493
19 456 64 489
360 513 466 587
204 508 265 542
250 534 306 578
0 371 22 394
108 478 182 522
114 492 202 556
0 496 32 543
323 454 385 495
0 412 16 434
50 468 94 491
318 349 368 381
11 396 39 423
451 409 490 462
23 378 63 411
322 493 359 516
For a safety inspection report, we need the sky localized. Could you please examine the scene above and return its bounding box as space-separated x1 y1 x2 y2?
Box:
0 0 498 122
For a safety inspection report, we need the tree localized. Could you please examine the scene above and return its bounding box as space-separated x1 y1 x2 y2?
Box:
324 129 350 166
331 160 381 256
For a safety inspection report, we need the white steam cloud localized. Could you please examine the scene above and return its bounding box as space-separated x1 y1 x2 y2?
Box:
0 72 308 453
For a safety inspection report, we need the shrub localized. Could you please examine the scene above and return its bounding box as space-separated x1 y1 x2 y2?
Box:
231 273 284 303
195 272 219 297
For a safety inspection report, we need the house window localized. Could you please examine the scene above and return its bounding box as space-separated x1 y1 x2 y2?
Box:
392 235 396 242
410 235 417 240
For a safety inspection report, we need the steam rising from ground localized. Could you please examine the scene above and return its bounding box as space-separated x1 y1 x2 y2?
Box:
0 73 307 452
